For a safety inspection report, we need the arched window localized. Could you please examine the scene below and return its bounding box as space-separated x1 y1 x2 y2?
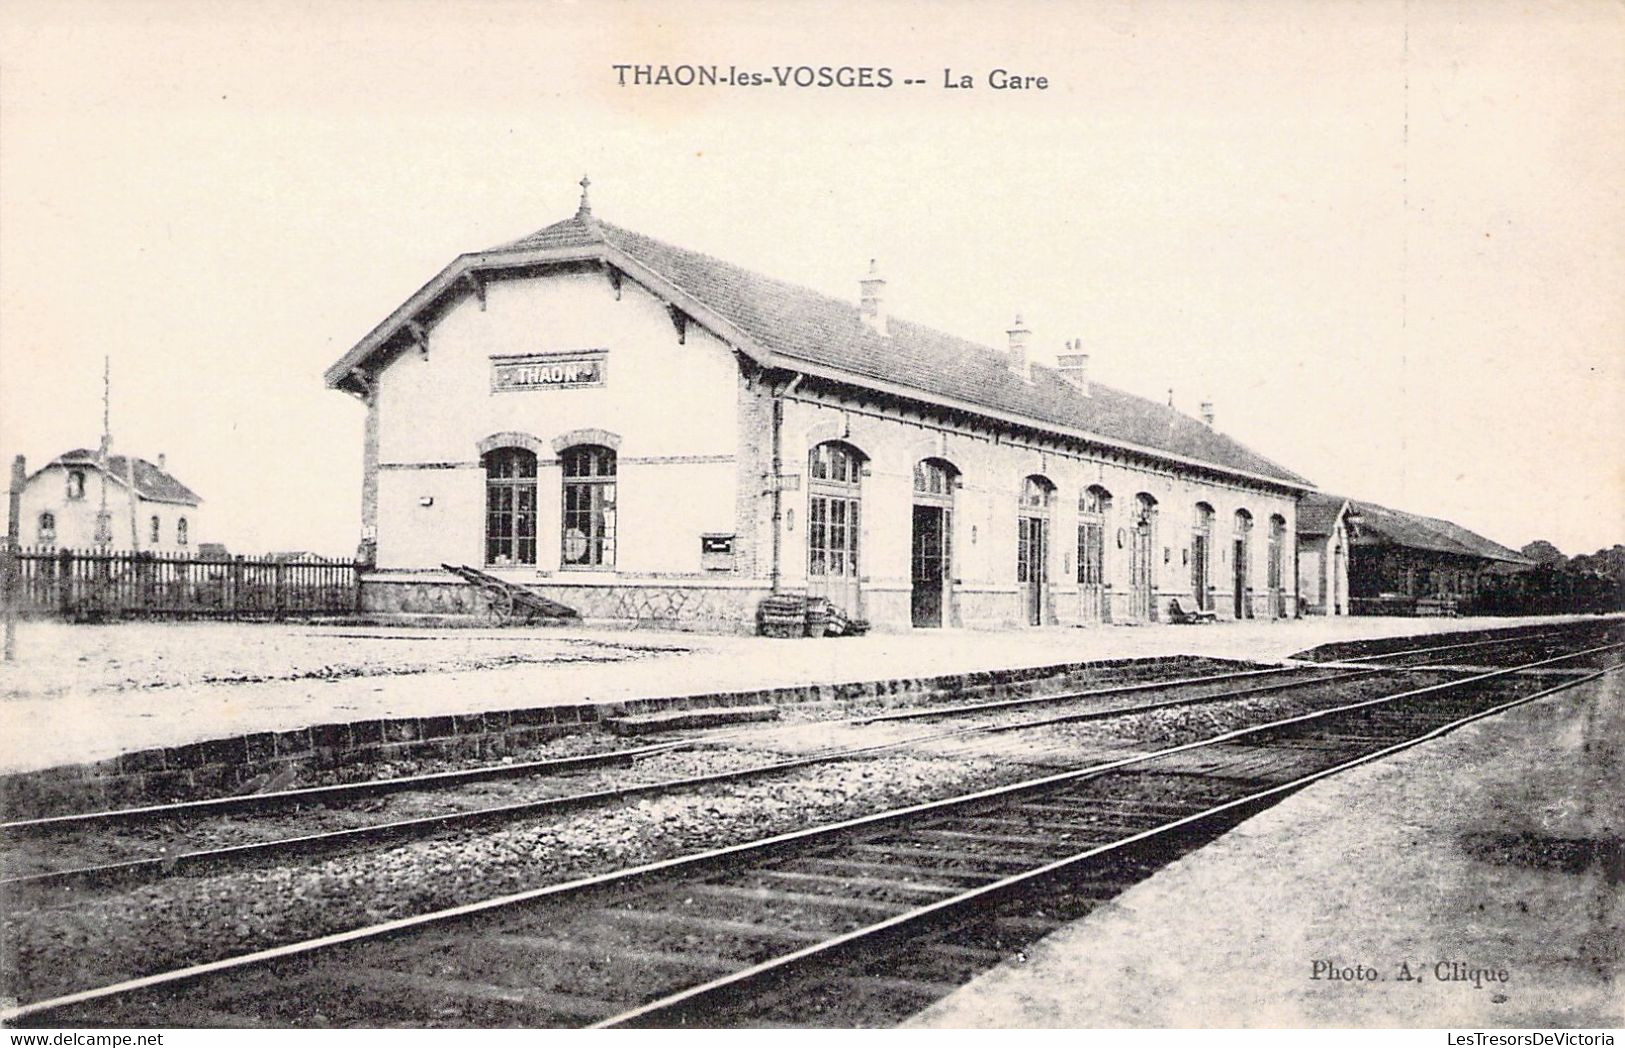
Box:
560 445 616 568
1020 475 1054 512
484 446 538 566
177 517 189 546
38 512 56 545
913 458 956 499
150 516 162 544
1078 485 1112 586
66 470 86 500
809 442 865 611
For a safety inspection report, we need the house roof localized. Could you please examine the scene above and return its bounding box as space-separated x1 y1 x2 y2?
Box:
326 206 1314 491
1295 491 1349 537
41 450 201 506
1343 497 1531 565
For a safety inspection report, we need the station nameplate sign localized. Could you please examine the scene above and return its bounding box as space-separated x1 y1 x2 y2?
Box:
491 351 607 392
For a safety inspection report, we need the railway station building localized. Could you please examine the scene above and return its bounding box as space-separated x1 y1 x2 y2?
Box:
1295 493 1351 616
325 184 1314 631
1335 498 1533 615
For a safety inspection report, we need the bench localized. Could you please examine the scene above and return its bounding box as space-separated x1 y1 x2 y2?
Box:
1167 598 1218 624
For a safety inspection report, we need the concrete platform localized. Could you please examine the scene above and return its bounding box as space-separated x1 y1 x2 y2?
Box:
0 613 1610 776
908 666 1623 1028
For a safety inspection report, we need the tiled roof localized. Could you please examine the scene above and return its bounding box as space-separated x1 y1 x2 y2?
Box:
1343 497 1530 565
488 214 1312 488
50 450 201 505
1295 491 1348 537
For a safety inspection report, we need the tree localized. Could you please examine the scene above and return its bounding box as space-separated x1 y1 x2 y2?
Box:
1519 539 1567 567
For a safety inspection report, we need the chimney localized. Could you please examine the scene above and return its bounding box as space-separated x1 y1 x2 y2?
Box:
1056 338 1091 396
1006 314 1031 378
859 259 888 336
1200 400 1214 428
157 452 167 471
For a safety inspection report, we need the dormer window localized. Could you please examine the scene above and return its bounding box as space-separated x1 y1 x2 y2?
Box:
67 470 86 500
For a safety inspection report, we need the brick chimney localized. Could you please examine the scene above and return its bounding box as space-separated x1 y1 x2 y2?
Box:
1200 400 1215 428
1056 338 1091 396
1006 314 1031 378
859 259 888 336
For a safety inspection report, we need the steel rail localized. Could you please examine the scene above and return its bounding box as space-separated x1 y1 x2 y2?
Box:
0 660 1330 835
7 623 1582 833
5 638 1617 1025
599 658 1625 1028
0 667 1377 893
854 624 1583 726
1326 627 1569 664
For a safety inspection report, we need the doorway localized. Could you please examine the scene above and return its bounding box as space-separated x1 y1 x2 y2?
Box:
912 505 950 627
910 458 957 628
1130 493 1158 622
1018 515 1047 626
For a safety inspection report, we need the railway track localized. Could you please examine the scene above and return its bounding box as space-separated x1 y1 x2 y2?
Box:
0 664 1388 893
9 621 1580 836
18 611 1595 891
6 632 1618 1028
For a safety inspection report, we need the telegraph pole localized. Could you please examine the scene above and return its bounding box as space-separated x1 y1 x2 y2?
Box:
95 356 113 546
4 455 22 661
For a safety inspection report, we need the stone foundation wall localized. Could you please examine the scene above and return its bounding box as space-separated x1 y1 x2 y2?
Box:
360 574 771 633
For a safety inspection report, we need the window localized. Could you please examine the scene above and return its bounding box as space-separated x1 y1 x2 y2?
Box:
484 446 538 565
67 471 86 500
561 445 616 568
808 442 863 582
913 458 955 498
1020 475 1054 511
1078 485 1111 585
38 512 55 545
811 442 862 484
150 516 162 544
177 517 189 546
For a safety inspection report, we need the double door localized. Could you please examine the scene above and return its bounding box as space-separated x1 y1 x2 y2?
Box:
1017 515 1047 626
911 505 952 628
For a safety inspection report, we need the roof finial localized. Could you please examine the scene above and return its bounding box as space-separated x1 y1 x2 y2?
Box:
576 174 593 218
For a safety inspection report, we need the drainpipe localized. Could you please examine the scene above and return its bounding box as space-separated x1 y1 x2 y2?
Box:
769 372 803 594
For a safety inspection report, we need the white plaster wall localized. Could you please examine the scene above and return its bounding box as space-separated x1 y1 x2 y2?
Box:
371 267 739 572
18 465 202 553
775 397 1299 626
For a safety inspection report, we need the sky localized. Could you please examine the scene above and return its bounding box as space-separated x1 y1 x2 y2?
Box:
1 0 1621 557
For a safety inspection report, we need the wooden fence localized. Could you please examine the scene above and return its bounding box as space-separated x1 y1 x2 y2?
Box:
1 547 364 620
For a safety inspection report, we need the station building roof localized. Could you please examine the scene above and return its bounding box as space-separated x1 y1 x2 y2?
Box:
1341 497 1531 565
37 450 201 506
1296 492 1350 538
326 202 1315 491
